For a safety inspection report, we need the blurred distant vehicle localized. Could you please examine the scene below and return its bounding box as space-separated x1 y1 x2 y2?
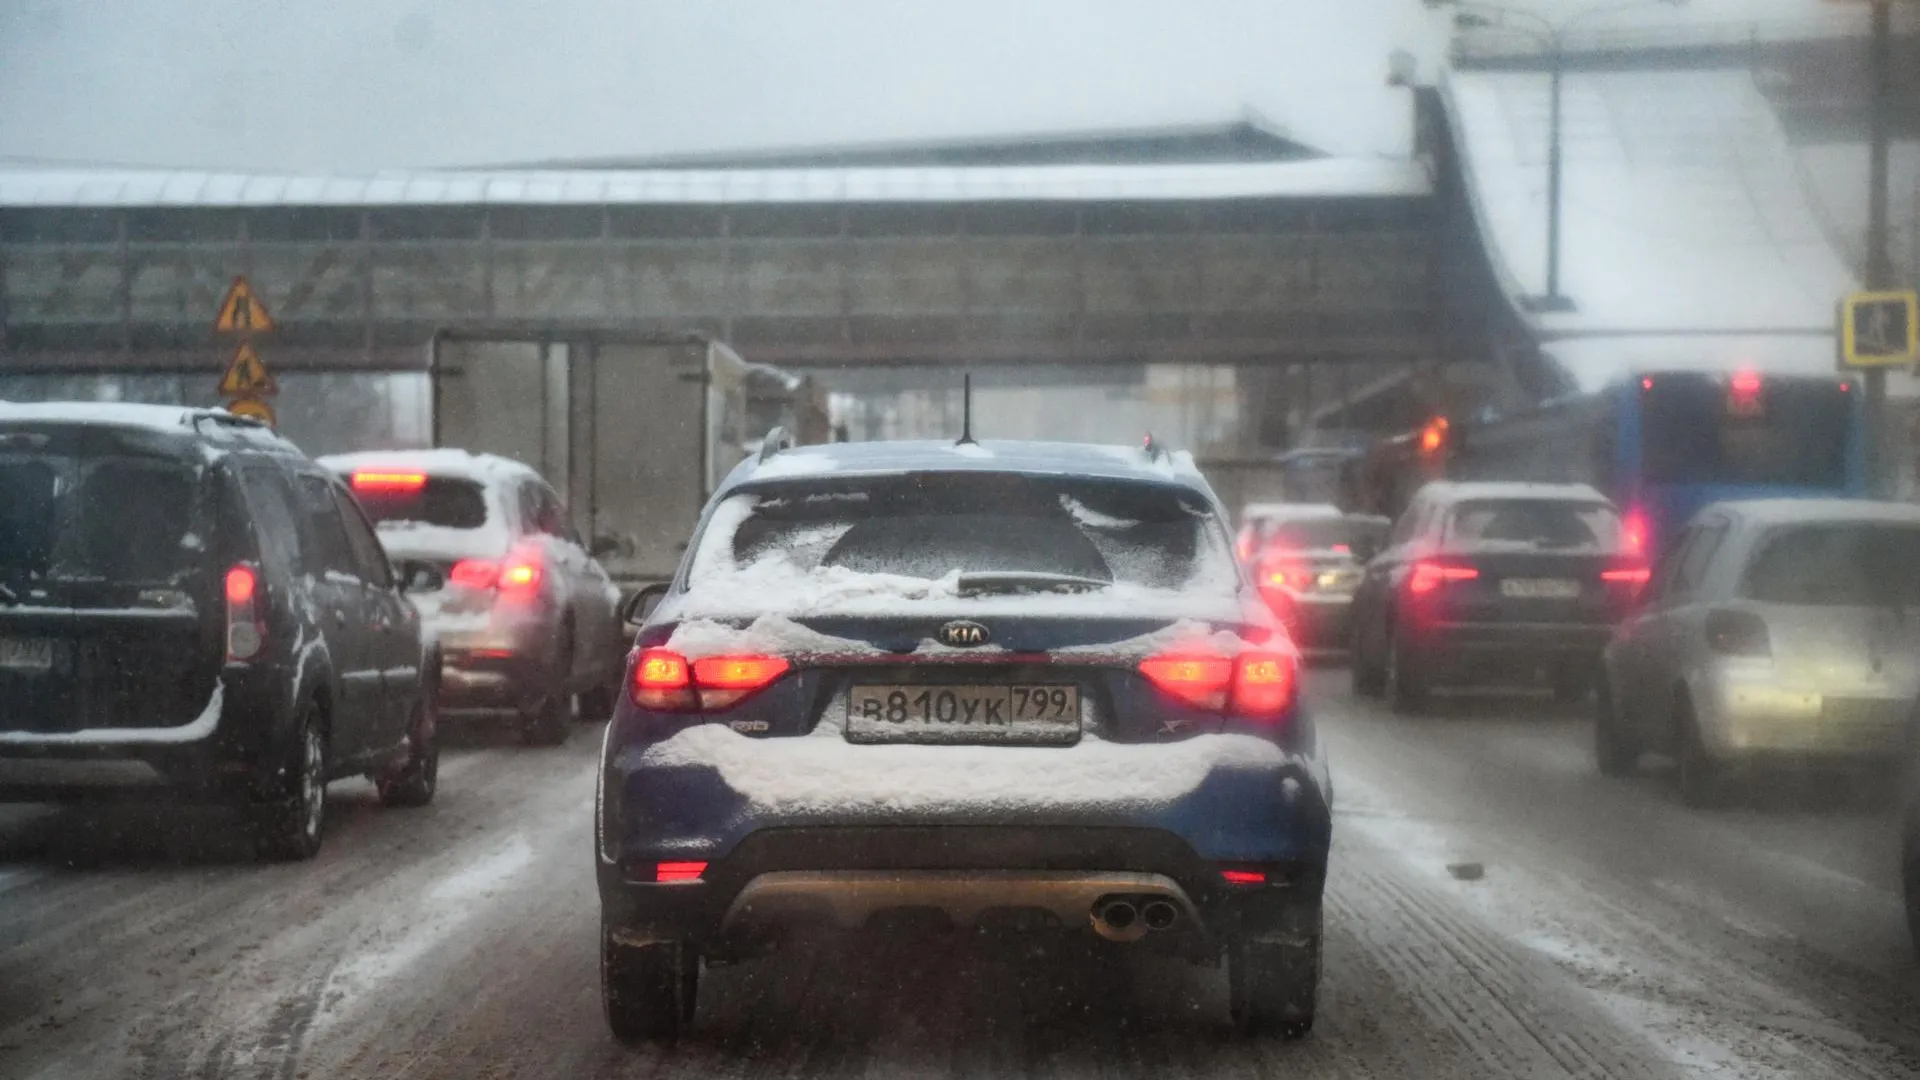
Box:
599 438 1329 1042
1355 371 1865 554
322 450 624 746
0 404 440 860
1236 503 1363 650
426 330 817 589
1350 482 1643 712
1597 499 1920 806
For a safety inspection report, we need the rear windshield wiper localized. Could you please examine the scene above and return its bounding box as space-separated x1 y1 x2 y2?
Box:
956 571 1112 596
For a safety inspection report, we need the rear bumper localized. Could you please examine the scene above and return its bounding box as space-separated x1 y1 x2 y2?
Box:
1413 621 1611 664
0 666 294 803
431 611 561 710
598 825 1326 958
1695 665 1915 761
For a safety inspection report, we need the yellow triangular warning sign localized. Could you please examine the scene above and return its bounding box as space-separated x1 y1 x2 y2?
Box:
213 276 274 335
218 342 277 397
225 398 277 427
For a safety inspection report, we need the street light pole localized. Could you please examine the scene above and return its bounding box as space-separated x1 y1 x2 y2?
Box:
1863 0 1893 493
1542 41 1569 309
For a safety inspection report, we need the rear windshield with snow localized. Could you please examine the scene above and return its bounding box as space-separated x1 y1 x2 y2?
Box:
0 428 206 584
354 477 490 531
691 474 1237 599
1445 500 1622 552
1742 523 1920 606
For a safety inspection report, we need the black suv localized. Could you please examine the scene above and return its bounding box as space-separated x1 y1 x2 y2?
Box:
0 403 440 859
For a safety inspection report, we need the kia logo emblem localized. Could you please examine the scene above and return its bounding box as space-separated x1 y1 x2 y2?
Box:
937 620 991 647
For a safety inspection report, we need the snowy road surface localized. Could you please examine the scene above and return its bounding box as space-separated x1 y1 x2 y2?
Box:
2 671 1917 1079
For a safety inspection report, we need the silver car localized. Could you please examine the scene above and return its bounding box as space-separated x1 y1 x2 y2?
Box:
1598 499 1920 804
321 450 626 746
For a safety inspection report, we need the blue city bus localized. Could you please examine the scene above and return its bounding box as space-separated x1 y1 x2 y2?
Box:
1444 369 1867 555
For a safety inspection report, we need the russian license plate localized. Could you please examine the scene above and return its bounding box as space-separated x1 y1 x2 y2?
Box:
846 683 1081 745
1500 578 1581 599
0 638 54 674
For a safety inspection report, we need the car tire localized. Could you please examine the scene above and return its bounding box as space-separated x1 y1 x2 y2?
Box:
1385 628 1430 715
255 702 327 861
377 699 439 808
1593 675 1639 778
603 927 697 1044
1228 917 1320 1039
578 676 621 723
522 689 572 747
1675 697 1724 808
1350 623 1386 698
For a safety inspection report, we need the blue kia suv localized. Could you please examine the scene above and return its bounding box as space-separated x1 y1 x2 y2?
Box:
595 437 1333 1041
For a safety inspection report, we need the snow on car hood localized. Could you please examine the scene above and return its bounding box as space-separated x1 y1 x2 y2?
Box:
633 721 1302 819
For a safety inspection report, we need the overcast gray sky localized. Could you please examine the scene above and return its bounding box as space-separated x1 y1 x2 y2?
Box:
0 0 1447 172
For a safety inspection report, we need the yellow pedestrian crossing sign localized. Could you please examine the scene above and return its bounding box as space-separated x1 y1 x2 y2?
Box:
1840 289 1918 367
217 342 277 397
213 276 274 335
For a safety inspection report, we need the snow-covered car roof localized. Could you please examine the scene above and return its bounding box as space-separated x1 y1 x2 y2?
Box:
1707 498 1920 529
318 448 542 488
1418 481 1611 506
732 439 1211 495
1241 502 1342 524
0 400 297 452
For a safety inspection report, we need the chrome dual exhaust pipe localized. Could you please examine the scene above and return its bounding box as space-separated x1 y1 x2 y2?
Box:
1090 897 1179 941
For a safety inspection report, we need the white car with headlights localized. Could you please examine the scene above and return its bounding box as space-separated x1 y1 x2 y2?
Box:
1597 499 1920 804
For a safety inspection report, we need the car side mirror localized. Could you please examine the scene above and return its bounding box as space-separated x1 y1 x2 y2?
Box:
398 562 446 595
590 533 625 559
621 581 671 626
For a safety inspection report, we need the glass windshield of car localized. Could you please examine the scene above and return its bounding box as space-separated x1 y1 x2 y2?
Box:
696 474 1236 596
1741 523 1920 606
1259 517 1351 552
0 446 202 584
354 477 489 530
1446 500 1622 552
1640 377 1850 488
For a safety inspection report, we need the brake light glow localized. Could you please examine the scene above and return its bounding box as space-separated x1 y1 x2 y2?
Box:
1600 566 1651 585
1139 649 1297 719
1408 560 1479 594
224 563 263 661
1331 543 1351 554
632 648 788 711
1641 376 1654 391
350 471 427 493
1418 416 1449 456
499 556 543 597
1266 569 1290 586
1729 369 1762 395
655 861 707 883
1621 508 1649 556
449 558 499 591
1221 869 1266 886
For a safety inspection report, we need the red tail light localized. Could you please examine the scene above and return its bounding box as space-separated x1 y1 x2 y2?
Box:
1139 649 1297 719
449 558 499 591
224 563 264 661
1601 566 1651 586
632 648 789 711
1221 868 1267 886
1408 560 1479 594
1621 508 1649 556
448 550 544 600
655 861 707 882
350 471 427 493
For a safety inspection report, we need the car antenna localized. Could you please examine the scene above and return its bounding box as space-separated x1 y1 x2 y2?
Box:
956 372 977 446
